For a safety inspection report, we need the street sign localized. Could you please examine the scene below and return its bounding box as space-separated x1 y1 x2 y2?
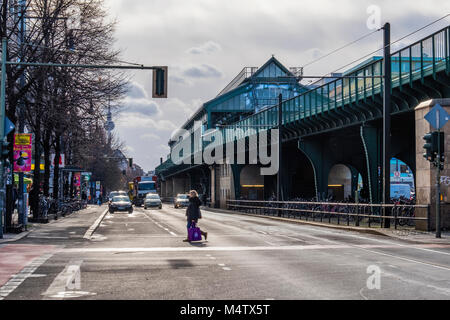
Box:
424 103 449 130
4 116 14 136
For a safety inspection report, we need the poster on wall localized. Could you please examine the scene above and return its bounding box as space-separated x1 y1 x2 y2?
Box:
73 172 81 187
13 134 32 173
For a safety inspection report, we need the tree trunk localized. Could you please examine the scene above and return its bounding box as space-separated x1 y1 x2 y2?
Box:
43 128 51 197
31 123 41 219
53 134 61 200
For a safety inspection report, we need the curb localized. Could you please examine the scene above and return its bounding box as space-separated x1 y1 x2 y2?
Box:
203 207 449 242
83 208 109 240
0 231 31 244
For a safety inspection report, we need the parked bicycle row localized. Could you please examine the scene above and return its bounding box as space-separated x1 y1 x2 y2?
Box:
35 196 88 222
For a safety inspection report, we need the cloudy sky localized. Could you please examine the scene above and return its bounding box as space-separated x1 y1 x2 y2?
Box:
105 0 449 172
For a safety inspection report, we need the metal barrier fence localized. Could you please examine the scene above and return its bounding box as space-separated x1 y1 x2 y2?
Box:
227 200 430 230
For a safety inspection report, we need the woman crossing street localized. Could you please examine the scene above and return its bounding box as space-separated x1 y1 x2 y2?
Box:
183 190 208 242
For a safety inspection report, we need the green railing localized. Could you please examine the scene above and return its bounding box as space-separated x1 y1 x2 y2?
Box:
220 25 450 143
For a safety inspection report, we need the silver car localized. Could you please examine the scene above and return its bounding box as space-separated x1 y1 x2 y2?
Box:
174 194 189 208
144 194 162 210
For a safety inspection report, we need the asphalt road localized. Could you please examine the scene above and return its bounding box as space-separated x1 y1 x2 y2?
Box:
1 204 450 300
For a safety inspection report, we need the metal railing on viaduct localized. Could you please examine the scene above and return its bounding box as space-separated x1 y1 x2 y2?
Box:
227 200 430 231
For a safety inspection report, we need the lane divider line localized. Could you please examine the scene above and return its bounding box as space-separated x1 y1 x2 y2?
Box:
141 210 178 237
83 208 109 240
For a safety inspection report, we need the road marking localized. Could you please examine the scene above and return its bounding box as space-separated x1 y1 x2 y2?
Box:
141 210 178 237
42 260 96 299
27 236 69 239
292 223 450 256
61 244 362 253
222 267 232 271
83 208 109 240
0 253 53 300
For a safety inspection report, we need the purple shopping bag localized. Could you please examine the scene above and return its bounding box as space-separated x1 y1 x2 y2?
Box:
188 223 202 241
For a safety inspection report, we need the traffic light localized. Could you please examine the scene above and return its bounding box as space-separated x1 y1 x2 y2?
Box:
128 158 133 168
1 141 10 167
152 66 167 98
423 131 445 165
423 132 435 162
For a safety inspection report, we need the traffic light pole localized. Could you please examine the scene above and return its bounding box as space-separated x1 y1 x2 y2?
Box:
383 23 392 228
0 38 7 238
436 128 441 238
277 94 283 217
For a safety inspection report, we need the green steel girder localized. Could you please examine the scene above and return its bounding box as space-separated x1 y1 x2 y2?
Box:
327 108 346 127
344 101 365 123
348 164 361 197
312 114 331 131
316 112 336 130
369 95 384 118
390 95 403 113
333 106 353 125
354 100 376 120
231 164 244 200
421 78 443 99
434 73 450 96
410 81 434 101
298 139 334 200
352 99 372 121
348 101 367 122
360 125 381 204
324 109 340 128
398 85 420 109
392 89 418 112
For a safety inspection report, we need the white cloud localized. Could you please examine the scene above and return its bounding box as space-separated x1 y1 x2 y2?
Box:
187 41 222 55
182 64 223 79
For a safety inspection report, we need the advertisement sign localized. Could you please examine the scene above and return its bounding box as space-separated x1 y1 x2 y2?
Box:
96 181 101 190
14 134 32 173
73 172 81 187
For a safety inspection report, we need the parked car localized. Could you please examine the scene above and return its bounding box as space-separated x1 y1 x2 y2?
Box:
144 194 162 210
109 196 133 214
174 194 189 208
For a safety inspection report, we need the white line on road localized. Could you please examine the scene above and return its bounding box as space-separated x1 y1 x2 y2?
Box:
83 208 109 240
141 210 178 237
42 260 86 300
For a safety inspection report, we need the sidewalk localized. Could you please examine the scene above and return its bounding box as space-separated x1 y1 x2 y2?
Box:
203 206 450 244
0 205 108 244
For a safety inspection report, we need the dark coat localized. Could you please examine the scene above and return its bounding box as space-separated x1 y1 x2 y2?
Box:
186 196 202 221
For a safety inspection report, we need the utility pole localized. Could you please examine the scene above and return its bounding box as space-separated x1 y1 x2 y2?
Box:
277 93 283 217
17 0 27 227
0 38 7 238
436 127 441 238
382 22 392 228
